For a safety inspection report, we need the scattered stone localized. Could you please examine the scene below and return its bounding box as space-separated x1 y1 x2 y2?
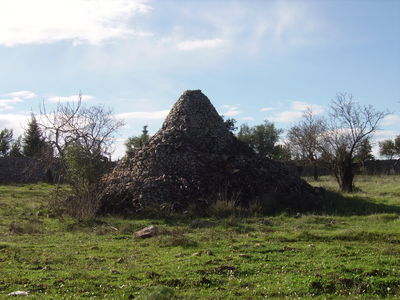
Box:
99 90 321 214
134 225 158 238
175 252 184 257
204 249 214 256
238 253 251 258
192 252 202 257
111 270 120 274
116 257 124 263
109 226 119 232
7 291 29 296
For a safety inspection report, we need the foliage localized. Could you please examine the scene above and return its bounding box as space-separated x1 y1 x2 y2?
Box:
0 128 13 157
379 135 400 160
125 125 150 156
64 144 109 191
320 93 388 192
0 177 400 298
237 120 285 159
37 94 124 218
222 117 237 133
354 138 374 165
22 114 46 157
9 136 23 157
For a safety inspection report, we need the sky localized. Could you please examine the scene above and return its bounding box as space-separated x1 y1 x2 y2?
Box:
0 0 399 159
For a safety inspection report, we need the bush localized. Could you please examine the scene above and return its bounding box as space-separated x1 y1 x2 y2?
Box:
50 185 101 219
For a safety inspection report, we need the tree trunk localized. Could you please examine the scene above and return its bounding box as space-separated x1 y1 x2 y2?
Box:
339 157 354 192
312 162 319 181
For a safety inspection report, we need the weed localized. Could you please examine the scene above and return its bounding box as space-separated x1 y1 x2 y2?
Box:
0 176 399 299
135 286 175 300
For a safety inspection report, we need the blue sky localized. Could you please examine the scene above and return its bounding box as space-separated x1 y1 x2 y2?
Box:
0 0 399 159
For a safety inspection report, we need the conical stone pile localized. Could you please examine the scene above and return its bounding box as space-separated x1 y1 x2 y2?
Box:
99 90 319 214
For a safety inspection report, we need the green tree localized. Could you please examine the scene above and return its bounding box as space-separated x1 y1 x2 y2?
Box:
237 120 284 159
0 128 13 157
9 136 23 157
23 114 46 157
222 117 237 133
354 138 374 168
125 125 150 156
379 135 400 160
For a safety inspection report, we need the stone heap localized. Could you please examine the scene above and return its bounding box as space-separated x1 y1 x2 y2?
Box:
99 90 319 214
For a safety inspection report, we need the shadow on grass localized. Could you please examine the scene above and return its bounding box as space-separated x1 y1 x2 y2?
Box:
316 190 400 216
94 189 400 226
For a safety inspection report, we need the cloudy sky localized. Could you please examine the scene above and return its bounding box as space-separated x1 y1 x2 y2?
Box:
0 0 399 158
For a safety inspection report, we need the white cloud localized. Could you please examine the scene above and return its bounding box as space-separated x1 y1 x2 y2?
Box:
177 38 228 51
374 130 398 141
116 110 170 120
269 110 304 123
220 105 242 117
241 116 255 121
260 107 274 112
0 90 37 110
4 91 37 99
266 101 324 123
0 98 23 110
290 101 309 111
382 114 400 126
290 101 323 114
0 0 152 47
48 95 94 103
0 113 30 135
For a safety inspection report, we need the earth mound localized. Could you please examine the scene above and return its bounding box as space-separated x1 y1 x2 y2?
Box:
99 90 320 214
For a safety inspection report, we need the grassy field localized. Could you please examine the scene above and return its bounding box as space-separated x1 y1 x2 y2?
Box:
0 176 400 299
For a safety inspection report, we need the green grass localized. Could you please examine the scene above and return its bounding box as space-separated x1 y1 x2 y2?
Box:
1 176 400 299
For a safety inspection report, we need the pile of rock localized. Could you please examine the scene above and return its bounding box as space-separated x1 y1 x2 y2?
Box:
98 90 320 214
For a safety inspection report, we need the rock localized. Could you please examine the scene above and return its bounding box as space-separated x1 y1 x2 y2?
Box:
192 252 202 257
7 291 29 296
238 253 251 258
204 249 214 256
133 225 158 238
98 90 321 214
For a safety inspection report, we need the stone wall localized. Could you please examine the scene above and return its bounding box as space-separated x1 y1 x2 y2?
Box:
284 160 400 177
0 157 61 184
0 157 116 184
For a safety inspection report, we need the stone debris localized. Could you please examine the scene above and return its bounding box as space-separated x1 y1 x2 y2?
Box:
7 291 29 296
133 225 158 238
99 90 320 214
204 249 214 256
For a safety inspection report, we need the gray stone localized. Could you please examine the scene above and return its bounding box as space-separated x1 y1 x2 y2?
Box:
99 90 320 214
134 225 158 238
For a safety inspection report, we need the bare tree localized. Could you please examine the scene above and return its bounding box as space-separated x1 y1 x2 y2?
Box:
38 93 125 218
39 94 124 161
287 108 326 180
321 93 388 192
